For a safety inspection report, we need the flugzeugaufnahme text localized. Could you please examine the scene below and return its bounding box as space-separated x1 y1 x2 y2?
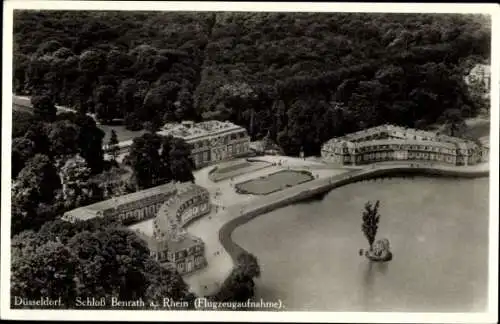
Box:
194 297 284 310
13 296 284 310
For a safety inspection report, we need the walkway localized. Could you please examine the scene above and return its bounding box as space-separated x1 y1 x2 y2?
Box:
182 157 489 296
13 95 97 121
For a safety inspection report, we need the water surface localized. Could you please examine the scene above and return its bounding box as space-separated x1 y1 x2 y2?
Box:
232 177 489 312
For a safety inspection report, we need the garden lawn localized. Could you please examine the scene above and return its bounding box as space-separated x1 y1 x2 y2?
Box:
235 170 314 195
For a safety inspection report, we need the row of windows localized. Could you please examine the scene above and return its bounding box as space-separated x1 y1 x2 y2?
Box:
173 246 203 260
331 141 481 154
329 145 475 156
325 150 481 165
152 244 204 262
191 131 248 150
327 149 456 158
192 142 250 166
109 193 172 216
176 202 208 223
117 203 162 223
176 255 206 273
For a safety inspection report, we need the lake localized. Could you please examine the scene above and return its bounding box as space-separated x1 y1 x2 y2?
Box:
232 176 489 312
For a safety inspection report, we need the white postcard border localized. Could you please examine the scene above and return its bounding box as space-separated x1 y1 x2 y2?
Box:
1 2 498 322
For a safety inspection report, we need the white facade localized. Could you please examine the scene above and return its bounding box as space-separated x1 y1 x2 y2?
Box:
104 120 251 169
158 120 251 168
321 125 487 166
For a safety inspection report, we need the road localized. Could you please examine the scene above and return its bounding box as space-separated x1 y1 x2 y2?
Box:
12 94 97 120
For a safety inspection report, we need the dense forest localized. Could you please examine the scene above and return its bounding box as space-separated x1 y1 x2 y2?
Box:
10 11 490 307
13 11 490 156
196 13 490 155
13 11 215 128
11 216 195 308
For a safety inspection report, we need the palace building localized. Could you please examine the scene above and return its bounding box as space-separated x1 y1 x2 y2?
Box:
63 180 212 275
135 184 211 274
157 120 251 168
465 63 491 93
104 120 251 169
62 181 191 224
321 124 488 166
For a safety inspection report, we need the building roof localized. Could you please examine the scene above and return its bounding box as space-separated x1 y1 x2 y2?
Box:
157 120 246 141
63 181 193 219
62 208 99 221
147 232 203 253
323 124 479 151
469 63 491 77
155 184 209 236
111 120 248 149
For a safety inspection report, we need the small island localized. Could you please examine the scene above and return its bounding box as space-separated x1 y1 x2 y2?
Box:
361 200 393 262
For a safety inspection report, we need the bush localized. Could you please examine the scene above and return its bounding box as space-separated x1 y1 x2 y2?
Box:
211 252 260 304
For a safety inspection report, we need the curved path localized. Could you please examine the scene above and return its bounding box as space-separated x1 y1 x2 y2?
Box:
183 158 488 295
218 162 489 264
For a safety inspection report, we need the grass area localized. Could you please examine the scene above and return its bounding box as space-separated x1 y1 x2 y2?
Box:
209 159 273 182
12 98 144 144
99 124 145 143
235 170 314 195
215 161 253 174
463 118 490 140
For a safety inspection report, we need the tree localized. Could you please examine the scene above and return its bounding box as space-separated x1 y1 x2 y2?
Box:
22 121 51 156
108 130 119 162
11 241 79 308
74 115 105 174
11 154 62 234
143 121 160 134
47 120 80 163
117 78 138 115
124 112 143 131
90 166 129 199
212 252 261 304
141 83 179 123
13 154 61 205
11 218 195 309
13 11 490 153
127 133 163 189
12 110 36 138
439 108 467 137
95 84 118 123
12 137 36 178
235 252 261 279
143 259 194 307
59 154 101 209
361 200 380 251
168 138 195 183
31 95 56 121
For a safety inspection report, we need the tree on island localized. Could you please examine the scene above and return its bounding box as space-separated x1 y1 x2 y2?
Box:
361 200 380 252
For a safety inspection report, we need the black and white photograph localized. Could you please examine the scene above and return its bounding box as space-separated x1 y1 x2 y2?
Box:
1 1 498 322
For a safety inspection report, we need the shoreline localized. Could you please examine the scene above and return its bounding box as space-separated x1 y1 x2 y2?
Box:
218 164 489 266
